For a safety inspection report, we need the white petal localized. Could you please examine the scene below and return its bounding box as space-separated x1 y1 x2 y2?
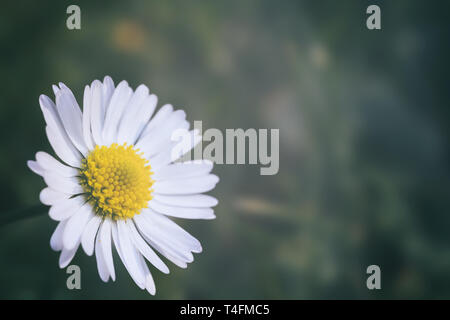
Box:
116 84 149 145
39 95 60 130
102 76 115 111
102 81 132 145
45 125 81 168
153 174 219 195
59 241 80 268
49 195 86 221
40 188 70 206
134 214 191 268
138 253 156 295
36 151 79 177
43 172 84 195
39 95 82 166
153 160 213 181
112 222 146 289
50 220 67 251
90 80 106 146
81 215 102 256
149 129 202 170
148 200 215 219
116 220 146 288
112 221 148 290
143 210 202 253
143 120 190 158
153 194 218 208
99 219 116 281
82 85 95 150
63 202 94 250
111 223 125 262
137 213 197 260
111 223 132 283
127 220 169 274
27 160 44 176
58 82 70 90
55 88 88 156
136 110 188 158
139 104 173 140
95 229 110 282
52 85 60 95
127 94 158 144
147 148 173 171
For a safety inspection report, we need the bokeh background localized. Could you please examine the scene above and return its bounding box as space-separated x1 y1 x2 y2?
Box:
1 0 450 299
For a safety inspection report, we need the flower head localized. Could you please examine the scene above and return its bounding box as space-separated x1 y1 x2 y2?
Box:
27 76 219 295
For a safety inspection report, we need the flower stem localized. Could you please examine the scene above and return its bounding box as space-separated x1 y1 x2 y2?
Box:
0 204 47 227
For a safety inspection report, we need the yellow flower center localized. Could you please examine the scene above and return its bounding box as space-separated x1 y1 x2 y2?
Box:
79 143 154 220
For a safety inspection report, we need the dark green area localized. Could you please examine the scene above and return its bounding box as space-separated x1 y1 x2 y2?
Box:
0 0 449 299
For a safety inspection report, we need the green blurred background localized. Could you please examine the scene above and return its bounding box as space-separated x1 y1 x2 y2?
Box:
1 0 450 299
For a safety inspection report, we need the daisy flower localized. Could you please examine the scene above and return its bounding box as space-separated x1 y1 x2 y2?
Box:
27 76 219 295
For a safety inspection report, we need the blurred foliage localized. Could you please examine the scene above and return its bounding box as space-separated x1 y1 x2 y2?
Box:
0 0 450 299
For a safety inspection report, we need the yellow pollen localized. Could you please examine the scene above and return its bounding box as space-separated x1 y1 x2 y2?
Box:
79 143 154 220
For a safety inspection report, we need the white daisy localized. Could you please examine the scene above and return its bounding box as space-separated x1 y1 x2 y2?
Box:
27 76 219 295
